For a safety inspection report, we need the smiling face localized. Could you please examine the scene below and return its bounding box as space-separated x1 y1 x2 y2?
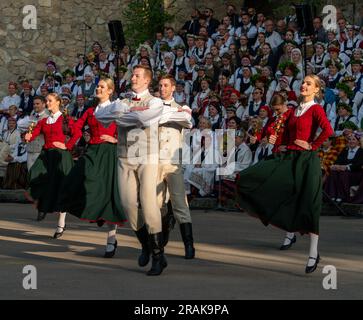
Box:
46 94 61 114
159 78 175 101
96 80 113 101
300 76 320 100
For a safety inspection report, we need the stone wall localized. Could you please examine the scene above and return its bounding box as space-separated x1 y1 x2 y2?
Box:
0 0 360 97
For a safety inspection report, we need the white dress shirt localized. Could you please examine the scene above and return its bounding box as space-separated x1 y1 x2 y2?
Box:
295 100 316 117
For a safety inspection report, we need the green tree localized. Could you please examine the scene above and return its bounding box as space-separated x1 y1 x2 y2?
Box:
122 0 177 49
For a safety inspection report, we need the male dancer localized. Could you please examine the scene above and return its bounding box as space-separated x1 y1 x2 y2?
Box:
95 66 191 276
158 75 195 259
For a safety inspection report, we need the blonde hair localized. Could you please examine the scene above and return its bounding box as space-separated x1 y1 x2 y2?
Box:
99 77 115 92
299 75 323 102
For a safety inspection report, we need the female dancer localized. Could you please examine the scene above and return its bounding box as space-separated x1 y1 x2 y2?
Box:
57 78 127 258
236 75 333 273
25 93 75 238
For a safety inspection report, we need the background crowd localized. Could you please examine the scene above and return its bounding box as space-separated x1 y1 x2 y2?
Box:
0 4 362 206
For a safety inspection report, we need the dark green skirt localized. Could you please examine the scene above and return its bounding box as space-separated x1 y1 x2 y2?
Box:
57 143 127 226
28 148 74 213
236 151 322 235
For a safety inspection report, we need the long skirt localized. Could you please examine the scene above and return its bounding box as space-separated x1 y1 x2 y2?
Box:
236 151 322 235
28 148 73 213
57 143 127 226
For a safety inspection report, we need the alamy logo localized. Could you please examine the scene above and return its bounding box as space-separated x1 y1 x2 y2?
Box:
22 265 37 290
322 5 337 32
23 5 37 30
322 265 337 290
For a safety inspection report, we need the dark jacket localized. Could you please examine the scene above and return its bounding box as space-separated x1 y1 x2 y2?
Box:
335 148 363 172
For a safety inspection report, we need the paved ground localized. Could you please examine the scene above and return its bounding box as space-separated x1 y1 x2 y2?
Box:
0 203 362 300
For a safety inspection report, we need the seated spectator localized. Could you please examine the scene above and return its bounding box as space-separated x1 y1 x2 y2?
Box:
324 131 363 203
334 103 358 135
216 129 252 206
0 105 19 138
184 117 218 197
19 83 34 115
242 87 265 119
318 137 339 183
0 82 21 114
3 133 27 189
71 95 88 120
252 136 273 165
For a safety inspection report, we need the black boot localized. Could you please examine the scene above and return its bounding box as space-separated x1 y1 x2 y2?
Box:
162 201 176 247
147 233 167 276
180 223 195 259
135 225 151 267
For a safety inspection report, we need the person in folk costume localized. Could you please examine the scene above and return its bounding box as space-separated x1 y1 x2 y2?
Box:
131 44 156 69
116 66 131 98
277 62 302 97
25 93 77 238
185 34 196 59
160 52 175 76
204 101 223 131
290 48 304 79
214 71 234 107
95 65 194 276
334 103 358 136
175 68 192 99
242 87 265 120
78 72 97 107
17 96 49 193
326 44 349 73
185 55 198 83
192 64 208 95
57 78 127 258
193 35 209 63
3 127 27 190
191 78 211 124
234 66 253 98
204 53 220 88
60 93 74 116
71 95 88 120
62 69 79 98
36 73 61 96
19 83 34 116
41 60 63 86
183 117 218 197
340 25 360 56
253 43 277 74
173 80 189 106
260 93 293 154
73 54 87 81
311 42 329 75
252 135 273 165
216 129 252 207
334 121 358 154
98 51 115 78
348 59 363 103
328 82 355 127
91 41 103 65
260 66 278 104
174 45 189 75
318 137 339 184
230 55 257 85
198 26 214 50
209 45 222 68
322 59 344 92
120 45 133 68
324 131 363 203
236 75 334 273
247 105 272 153
0 105 19 138
157 75 195 259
